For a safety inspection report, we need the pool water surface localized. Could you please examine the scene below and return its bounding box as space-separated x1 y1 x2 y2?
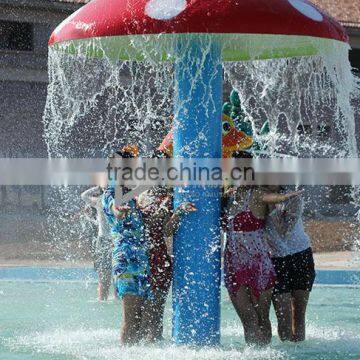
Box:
0 268 359 360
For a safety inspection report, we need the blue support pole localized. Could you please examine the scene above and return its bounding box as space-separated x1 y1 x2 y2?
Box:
172 36 223 346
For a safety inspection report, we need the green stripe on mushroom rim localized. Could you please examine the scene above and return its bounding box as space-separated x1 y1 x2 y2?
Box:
49 33 350 62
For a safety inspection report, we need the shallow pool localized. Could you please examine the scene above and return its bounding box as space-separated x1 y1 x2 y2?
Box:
0 268 359 360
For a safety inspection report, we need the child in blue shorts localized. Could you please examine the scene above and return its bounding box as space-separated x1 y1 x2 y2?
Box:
102 147 152 345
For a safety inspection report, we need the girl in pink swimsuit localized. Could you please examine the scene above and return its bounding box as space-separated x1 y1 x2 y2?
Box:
225 188 276 298
224 184 303 346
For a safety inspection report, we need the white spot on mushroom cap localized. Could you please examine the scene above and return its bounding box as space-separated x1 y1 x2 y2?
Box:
288 0 323 22
145 0 187 20
74 21 95 32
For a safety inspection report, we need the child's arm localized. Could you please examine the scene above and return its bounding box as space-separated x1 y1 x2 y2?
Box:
163 202 196 238
262 190 304 204
102 187 131 219
141 195 172 220
81 186 101 207
223 186 237 199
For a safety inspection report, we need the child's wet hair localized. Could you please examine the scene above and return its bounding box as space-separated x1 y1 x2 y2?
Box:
152 149 170 158
113 144 139 158
232 150 253 159
115 150 134 158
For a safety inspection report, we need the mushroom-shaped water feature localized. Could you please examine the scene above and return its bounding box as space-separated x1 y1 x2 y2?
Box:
49 0 349 346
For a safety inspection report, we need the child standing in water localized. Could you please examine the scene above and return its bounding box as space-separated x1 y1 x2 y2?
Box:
138 184 196 342
103 146 196 344
223 151 303 346
81 186 112 301
266 187 315 342
137 149 197 342
102 146 152 345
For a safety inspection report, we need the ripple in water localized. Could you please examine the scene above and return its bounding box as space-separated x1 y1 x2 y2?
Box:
4 323 360 360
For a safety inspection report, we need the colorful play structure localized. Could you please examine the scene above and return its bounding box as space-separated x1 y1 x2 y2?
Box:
49 0 349 346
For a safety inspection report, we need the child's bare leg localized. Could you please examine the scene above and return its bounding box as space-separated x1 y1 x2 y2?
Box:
141 290 168 342
98 271 111 301
291 290 309 342
272 292 293 341
230 286 263 345
98 281 105 301
120 294 144 345
253 289 273 345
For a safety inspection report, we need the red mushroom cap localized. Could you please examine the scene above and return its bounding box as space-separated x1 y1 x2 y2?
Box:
49 0 347 44
49 0 348 61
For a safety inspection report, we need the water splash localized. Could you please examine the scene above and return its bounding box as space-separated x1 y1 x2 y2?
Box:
5 323 360 360
44 48 174 158
42 36 359 256
43 46 175 251
223 49 358 158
